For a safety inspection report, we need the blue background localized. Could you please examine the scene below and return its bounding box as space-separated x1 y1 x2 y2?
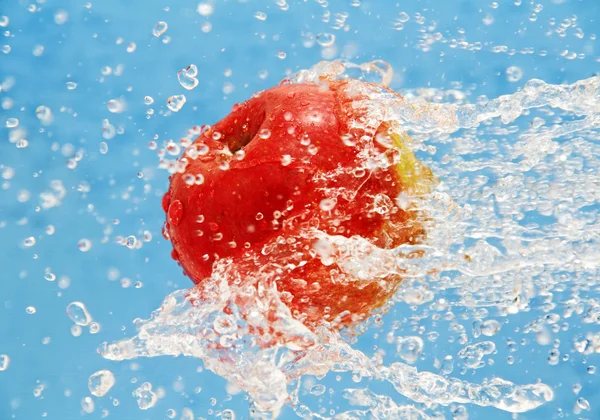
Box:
1 0 599 418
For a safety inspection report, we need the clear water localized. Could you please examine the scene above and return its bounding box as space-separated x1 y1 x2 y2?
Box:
1 1 599 419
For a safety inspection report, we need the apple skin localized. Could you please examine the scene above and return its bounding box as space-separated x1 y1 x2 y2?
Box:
163 80 435 328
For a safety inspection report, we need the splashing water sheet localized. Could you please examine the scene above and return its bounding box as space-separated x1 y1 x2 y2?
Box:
97 61 598 418
1 1 600 419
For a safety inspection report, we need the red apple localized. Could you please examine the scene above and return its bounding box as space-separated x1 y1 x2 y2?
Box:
163 79 436 329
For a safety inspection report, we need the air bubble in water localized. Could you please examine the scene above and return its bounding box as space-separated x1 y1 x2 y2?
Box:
5 118 18 128
0 354 9 371
133 382 158 410
66 81 77 90
254 11 267 21
88 370 115 397
99 142 108 154
152 21 168 37
66 302 93 326
177 65 199 90
167 95 186 112
0 16 9 27
26 306 36 315
23 236 36 247
505 66 523 82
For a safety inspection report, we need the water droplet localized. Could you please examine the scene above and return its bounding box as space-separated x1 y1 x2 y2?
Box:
168 200 183 226
23 236 36 247
54 10 69 25
281 155 292 166
35 105 53 124
506 66 523 82
480 319 501 336
88 370 115 397
78 239 92 252
167 95 186 112
153 21 168 37
133 382 158 410
99 142 108 154
197 2 214 16
26 306 37 315
319 198 337 211
5 117 18 128
576 397 590 410
177 65 199 90
0 354 10 371
396 336 424 364
125 235 138 249
316 33 336 47
126 42 136 53
81 396 95 413
310 384 326 396
107 98 126 113
144 96 154 105
0 16 9 27
67 302 93 326
66 81 78 90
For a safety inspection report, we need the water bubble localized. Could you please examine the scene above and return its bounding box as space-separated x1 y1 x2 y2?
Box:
78 239 92 252
66 81 77 90
0 16 9 27
316 33 336 47
81 396 95 413
254 11 267 21
54 10 69 25
71 325 82 337
221 409 236 420
6 117 18 128
99 142 108 154
126 42 136 53
144 96 154 105
177 65 199 90
26 306 36 315
396 336 424 364
88 370 115 397
505 66 523 82
107 98 126 113
152 21 168 37
89 322 101 334
167 95 186 112
133 382 158 410
66 302 93 326
276 51 287 60
0 354 9 371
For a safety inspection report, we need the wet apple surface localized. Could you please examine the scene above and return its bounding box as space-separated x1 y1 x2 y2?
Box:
164 79 437 328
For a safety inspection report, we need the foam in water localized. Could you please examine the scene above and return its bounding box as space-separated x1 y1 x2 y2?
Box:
99 60 600 417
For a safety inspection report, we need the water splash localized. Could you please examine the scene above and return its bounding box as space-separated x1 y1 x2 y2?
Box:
101 61 600 417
